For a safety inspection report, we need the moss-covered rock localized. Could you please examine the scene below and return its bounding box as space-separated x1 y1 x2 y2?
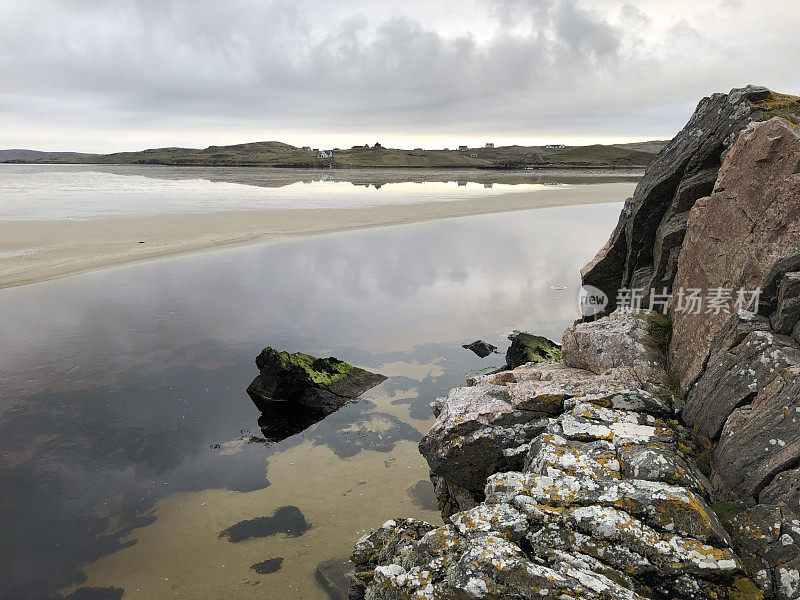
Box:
505 331 562 369
246 347 386 415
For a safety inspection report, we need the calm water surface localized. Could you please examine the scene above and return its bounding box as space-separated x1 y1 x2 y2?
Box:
0 164 640 219
0 170 629 600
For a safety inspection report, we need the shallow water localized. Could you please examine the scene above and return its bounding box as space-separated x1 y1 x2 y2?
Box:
0 164 639 219
0 189 626 599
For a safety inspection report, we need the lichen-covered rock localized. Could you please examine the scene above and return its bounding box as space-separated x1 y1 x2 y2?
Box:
354 311 751 599
722 503 800 598
679 327 800 504
418 384 551 512
352 518 436 585
352 519 650 600
562 310 662 390
419 356 675 516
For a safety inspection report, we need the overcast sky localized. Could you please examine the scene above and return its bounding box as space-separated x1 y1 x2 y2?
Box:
1 0 798 152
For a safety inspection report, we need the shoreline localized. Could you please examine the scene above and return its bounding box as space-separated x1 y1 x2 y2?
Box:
0 185 628 290
2 161 650 170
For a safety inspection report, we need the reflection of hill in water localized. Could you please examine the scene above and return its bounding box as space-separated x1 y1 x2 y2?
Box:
19 165 643 189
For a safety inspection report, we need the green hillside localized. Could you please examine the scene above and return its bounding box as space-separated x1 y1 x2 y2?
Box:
7 140 666 169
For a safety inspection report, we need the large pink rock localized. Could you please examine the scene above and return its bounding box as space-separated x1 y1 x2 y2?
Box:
670 118 800 391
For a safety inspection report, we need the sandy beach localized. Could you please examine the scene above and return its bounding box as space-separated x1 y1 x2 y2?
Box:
0 184 627 290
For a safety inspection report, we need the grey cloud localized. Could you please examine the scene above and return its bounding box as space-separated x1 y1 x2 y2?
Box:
0 0 798 150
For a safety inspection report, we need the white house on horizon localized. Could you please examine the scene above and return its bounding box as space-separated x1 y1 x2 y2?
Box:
318 150 333 159
544 144 566 149
458 145 468 151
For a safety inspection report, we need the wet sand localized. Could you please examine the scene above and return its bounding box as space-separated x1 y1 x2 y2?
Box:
58 384 442 600
0 184 629 289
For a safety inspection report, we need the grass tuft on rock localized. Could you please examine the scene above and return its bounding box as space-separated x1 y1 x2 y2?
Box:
751 91 800 127
711 501 748 534
643 312 681 397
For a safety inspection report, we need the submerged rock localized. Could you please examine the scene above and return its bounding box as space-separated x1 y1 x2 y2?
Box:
219 505 309 542
505 330 561 368
315 557 359 600
462 340 498 358
64 588 124 600
250 557 283 575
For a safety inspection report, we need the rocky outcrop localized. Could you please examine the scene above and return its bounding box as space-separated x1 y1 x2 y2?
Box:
582 86 799 312
351 88 800 600
561 310 663 391
655 116 800 598
505 331 562 369
577 90 800 598
352 312 755 599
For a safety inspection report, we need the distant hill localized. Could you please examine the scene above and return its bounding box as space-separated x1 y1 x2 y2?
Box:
611 140 670 154
0 149 95 161
1 140 667 169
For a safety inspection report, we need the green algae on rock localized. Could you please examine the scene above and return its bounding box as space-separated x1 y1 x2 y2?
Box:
505 331 562 369
246 347 387 414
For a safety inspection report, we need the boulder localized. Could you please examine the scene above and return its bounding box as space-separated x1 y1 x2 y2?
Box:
581 86 800 314
246 349 386 442
461 340 497 358
246 348 386 414
562 309 662 391
670 117 800 391
505 330 561 368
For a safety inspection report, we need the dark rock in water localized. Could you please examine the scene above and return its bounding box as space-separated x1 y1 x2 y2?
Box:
248 348 386 413
505 331 561 369
251 557 283 575
315 557 359 600
462 340 497 358
247 348 387 440
219 505 309 542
